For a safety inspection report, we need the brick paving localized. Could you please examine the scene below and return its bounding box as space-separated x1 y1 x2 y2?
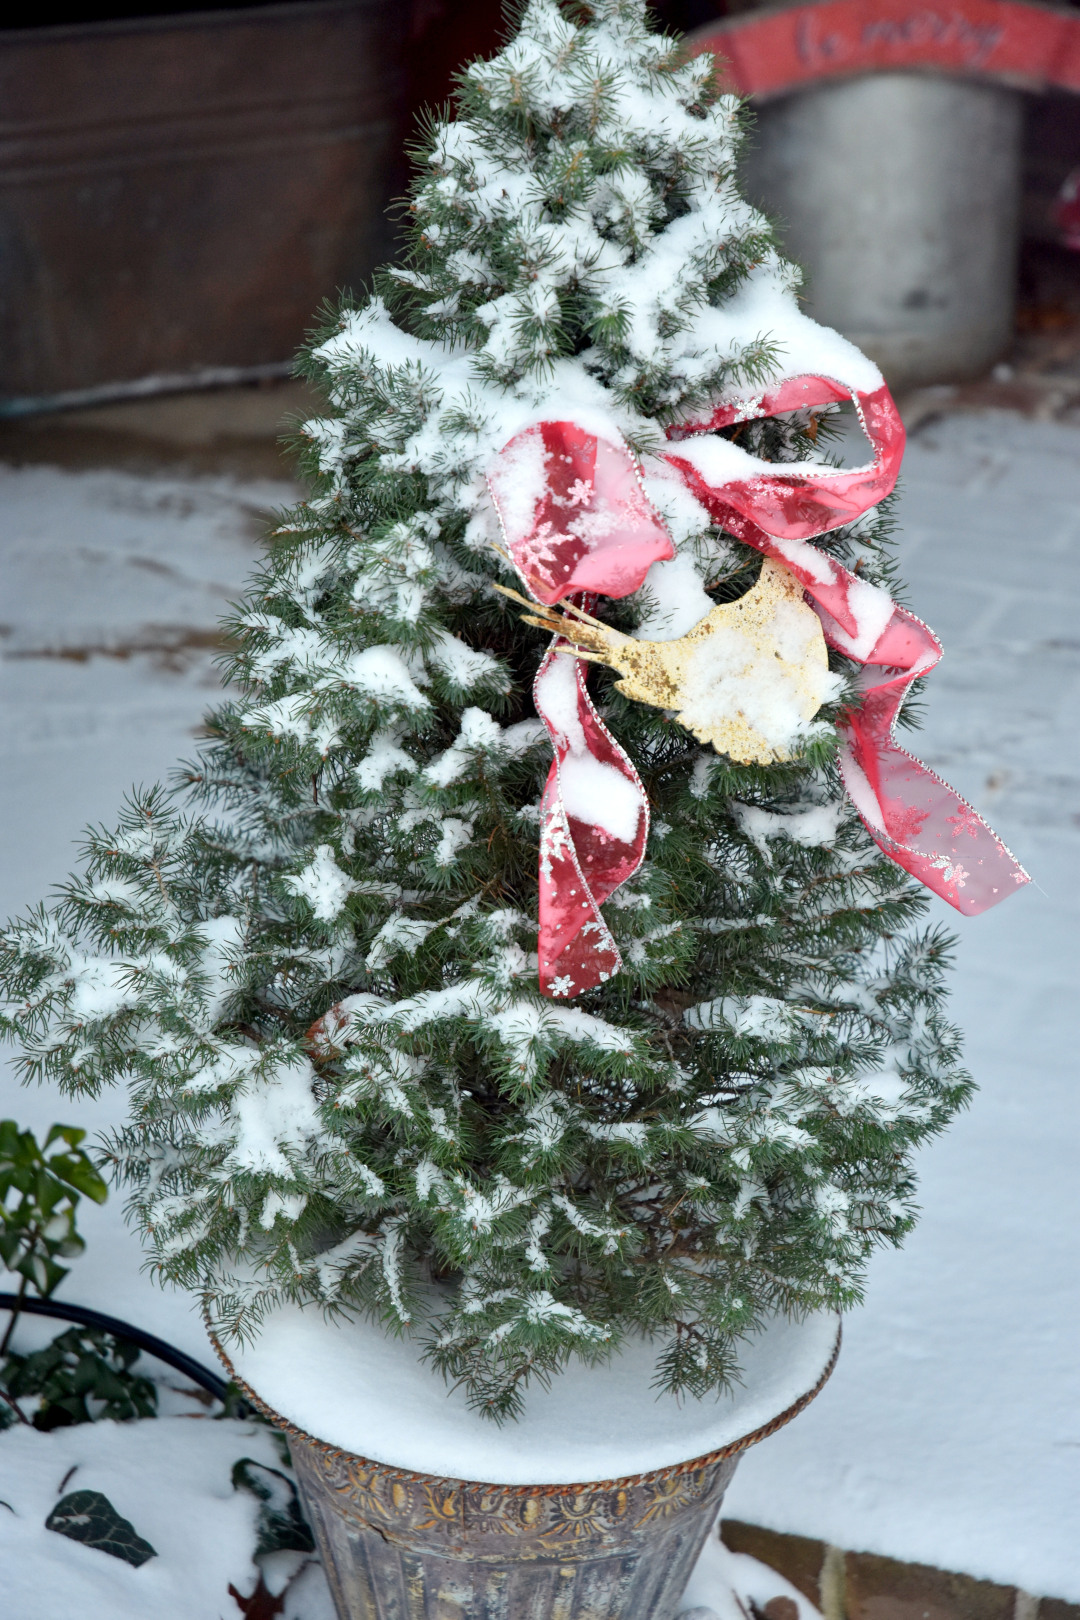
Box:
723 1521 1080 1620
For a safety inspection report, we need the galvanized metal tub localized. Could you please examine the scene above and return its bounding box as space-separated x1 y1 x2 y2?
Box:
742 72 1024 389
211 1321 839 1620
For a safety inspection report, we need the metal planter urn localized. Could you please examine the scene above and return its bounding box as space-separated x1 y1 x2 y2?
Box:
210 1307 839 1620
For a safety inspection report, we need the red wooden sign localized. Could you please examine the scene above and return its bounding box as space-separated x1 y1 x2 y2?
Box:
686 0 1080 100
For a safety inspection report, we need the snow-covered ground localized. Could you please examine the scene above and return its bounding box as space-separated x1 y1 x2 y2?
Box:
0 1406 334 1620
724 412 1080 1601
0 411 1077 1602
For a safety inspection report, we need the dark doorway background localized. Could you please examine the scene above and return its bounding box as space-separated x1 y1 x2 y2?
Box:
0 0 736 401
6 0 733 123
3 0 1080 402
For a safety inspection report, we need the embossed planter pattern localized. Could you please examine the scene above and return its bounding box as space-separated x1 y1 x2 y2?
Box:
288 1432 738 1620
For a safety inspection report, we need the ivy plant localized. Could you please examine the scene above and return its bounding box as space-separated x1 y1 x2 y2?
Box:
0 1120 108 1337
3 1325 157 1431
0 1120 108 1423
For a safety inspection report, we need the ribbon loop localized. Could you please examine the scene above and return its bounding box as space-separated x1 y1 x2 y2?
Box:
487 419 675 605
666 379 906 547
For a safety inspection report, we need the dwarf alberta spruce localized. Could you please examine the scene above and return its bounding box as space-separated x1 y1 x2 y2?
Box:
0 0 970 1421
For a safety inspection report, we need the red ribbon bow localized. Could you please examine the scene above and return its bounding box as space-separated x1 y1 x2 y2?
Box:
487 379 1029 999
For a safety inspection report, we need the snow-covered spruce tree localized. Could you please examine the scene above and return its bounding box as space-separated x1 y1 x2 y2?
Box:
0 0 970 1421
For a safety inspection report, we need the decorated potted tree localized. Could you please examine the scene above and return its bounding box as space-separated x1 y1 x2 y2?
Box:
0 4 1027 1618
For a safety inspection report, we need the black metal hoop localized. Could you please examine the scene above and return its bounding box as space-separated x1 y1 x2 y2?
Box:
0 1291 239 1408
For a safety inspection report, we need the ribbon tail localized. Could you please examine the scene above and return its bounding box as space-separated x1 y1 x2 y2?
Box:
533 626 649 998
824 600 1029 913
694 506 1030 914
838 699 1030 917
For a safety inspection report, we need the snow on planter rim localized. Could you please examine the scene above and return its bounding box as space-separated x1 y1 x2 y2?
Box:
207 1305 840 1487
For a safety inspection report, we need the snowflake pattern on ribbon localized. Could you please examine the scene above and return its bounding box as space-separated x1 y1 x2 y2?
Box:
487 419 675 605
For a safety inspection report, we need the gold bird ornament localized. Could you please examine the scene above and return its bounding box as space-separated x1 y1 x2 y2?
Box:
497 558 837 765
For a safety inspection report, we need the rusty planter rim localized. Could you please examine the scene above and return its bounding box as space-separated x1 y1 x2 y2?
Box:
206 1311 840 1496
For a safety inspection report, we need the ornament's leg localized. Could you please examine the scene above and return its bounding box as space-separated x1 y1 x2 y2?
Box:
553 598 608 629
490 581 542 611
555 647 611 668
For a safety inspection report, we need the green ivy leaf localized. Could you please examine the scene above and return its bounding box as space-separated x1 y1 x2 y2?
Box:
42 1124 87 1152
231 1458 315 1556
45 1490 157 1567
5 1326 158 1430
46 1153 108 1205
0 1121 109 1301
